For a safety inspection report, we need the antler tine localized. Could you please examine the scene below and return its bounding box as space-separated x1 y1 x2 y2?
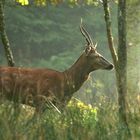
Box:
81 24 93 46
80 20 93 46
80 25 91 45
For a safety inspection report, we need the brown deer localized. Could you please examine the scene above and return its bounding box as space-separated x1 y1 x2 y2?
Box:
0 23 113 112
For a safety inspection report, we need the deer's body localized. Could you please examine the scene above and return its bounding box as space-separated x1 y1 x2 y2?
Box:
0 66 66 109
0 53 92 110
0 23 113 111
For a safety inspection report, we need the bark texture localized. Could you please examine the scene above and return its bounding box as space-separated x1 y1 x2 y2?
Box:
103 0 131 137
118 0 131 137
0 0 15 66
103 0 118 69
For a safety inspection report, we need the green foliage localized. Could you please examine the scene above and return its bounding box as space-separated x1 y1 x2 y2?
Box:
127 0 140 5
2 3 117 70
0 1 140 139
16 0 29 5
67 99 98 127
15 0 100 6
0 1 117 74
0 99 98 140
127 0 140 46
0 93 140 140
127 0 140 101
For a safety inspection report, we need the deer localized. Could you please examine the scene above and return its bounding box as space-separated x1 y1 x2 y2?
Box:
0 22 113 113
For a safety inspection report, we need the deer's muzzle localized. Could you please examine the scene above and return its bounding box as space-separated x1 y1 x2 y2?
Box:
105 64 114 70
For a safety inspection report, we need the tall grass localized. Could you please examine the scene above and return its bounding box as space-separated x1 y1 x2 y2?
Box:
0 95 140 140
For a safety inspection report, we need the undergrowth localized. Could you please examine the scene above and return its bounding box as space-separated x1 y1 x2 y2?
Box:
0 97 139 140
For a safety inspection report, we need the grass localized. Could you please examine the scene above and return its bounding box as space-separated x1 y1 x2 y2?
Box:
0 95 140 140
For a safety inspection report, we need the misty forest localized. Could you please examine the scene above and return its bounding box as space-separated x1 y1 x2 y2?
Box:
0 0 140 139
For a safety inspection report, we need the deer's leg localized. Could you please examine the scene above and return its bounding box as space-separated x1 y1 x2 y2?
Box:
33 95 48 115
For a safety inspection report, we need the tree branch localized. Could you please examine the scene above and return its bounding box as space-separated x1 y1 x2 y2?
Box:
102 0 118 69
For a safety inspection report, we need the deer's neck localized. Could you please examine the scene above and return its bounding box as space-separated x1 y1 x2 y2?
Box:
63 54 91 95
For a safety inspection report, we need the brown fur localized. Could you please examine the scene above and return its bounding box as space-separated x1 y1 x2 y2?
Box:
0 54 89 110
0 50 113 111
0 23 114 112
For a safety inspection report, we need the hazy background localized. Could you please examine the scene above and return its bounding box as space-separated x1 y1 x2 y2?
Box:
0 1 140 139
0 2 139 105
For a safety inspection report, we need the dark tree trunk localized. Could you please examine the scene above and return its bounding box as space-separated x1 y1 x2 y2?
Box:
117 0 131 137
0 0 15 66
103 0 131 138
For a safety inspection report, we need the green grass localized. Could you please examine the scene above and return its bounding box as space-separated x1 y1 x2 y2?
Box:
0 96 140 140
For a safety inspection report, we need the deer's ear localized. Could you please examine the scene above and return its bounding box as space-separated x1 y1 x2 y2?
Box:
85 47 92 56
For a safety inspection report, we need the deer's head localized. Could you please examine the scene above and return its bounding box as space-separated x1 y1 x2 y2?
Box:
80 22 114 71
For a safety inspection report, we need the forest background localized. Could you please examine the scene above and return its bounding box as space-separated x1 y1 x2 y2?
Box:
0 0 140 139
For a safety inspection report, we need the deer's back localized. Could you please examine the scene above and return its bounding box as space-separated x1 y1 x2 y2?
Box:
0 66 65 106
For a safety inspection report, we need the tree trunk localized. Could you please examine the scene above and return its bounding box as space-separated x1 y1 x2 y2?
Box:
117 0 131 137
103 0 131 138
0 0 15 66
102 0 118 69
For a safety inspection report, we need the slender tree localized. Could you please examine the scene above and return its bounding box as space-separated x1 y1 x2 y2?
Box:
102 0 131 137
117 0 129 132
0 0 15 66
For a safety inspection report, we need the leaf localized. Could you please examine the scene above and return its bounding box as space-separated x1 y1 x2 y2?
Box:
16 0 29 5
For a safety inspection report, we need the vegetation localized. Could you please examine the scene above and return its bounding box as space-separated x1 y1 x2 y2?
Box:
0 99 98 140
0 92 140 140
0 0 140 140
